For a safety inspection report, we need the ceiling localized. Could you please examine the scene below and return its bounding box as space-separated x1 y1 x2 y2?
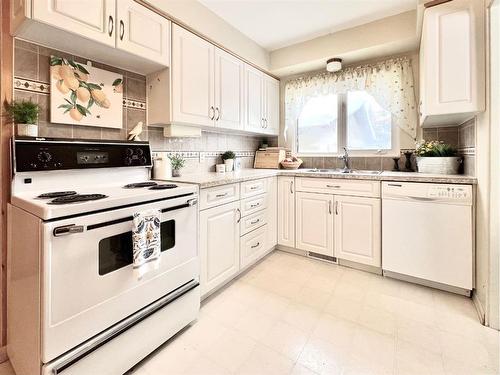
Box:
198 0 417 51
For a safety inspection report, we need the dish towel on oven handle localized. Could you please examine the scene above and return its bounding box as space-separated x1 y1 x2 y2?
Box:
132 209 161 279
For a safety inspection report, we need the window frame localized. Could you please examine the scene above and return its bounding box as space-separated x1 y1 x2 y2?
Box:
295 93 400 158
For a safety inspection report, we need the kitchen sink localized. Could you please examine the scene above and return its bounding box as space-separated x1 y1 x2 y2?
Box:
302 168 382 175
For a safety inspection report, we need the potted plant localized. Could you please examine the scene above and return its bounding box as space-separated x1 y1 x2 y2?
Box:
168 154 185 177
221 151 236 172
6 100 40 137
415 140 462 175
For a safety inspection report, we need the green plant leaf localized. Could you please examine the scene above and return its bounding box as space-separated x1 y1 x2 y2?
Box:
76 104 88 116
76 64 89 74
58 104 72 109
86 83 102 90
50 56 63 66
87 97 94 109
70 91 77 104
67 59 78 69
6 100 40 124
64 98 73 105
63 108 71 114
112 78 123 86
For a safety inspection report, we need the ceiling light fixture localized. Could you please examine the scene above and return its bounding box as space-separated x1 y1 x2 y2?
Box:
326 57 342 72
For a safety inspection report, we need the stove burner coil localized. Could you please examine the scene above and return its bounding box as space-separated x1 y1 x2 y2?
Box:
123 182 158 189
37 191 77 199
48 194 108 205
149 184 178 190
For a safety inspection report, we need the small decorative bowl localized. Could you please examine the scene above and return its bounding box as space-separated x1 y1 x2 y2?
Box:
280 160 303 169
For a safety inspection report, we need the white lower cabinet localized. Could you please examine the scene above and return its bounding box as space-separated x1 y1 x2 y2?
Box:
200 201 240 296
295 192 334 257
334 195 381 267
278 176 295 248
240 225 268 269
266 176 278 249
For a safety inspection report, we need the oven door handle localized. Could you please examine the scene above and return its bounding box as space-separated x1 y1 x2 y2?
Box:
53 224 84 237
86 199 197 231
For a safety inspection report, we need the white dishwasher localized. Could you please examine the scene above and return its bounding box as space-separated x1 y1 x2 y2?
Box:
382 181 473 295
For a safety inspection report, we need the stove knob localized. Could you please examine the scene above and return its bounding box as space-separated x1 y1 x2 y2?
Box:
124 157 132 166
136 148 144 156
140 156 147 165
54 162 63 168
29 162 38 169
125 148 134 156
37 151 52 163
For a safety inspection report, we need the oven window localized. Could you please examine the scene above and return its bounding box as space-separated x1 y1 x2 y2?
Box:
98 220 175 276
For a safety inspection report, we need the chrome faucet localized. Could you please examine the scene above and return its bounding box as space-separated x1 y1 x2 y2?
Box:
339 147 351 173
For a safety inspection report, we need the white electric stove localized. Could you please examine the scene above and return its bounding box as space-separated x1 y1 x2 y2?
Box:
8 137 200 375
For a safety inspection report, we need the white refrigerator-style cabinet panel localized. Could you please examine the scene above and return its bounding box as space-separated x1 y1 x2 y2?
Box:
214 48 245 130
116 0 170 65
32 0 116 47
244 64 264 132
264 76 280 136
334 195 381 267
200 201 240 296
172 25 215 127
277 177 295 248
295 192 334 257
420 0 485 126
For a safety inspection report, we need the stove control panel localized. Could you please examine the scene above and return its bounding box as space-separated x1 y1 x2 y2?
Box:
14 138 152 172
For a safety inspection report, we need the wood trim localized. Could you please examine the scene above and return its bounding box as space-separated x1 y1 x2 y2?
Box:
134 0 279 81
0 346 7 364
0 0 13 348
424 0 453 8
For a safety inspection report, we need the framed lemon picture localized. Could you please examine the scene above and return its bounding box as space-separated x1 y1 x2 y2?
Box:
49 56 123 128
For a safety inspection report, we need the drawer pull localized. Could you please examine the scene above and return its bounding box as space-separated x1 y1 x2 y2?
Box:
215 192 228 198
251 242 260 249
250 186 259 190
250 203 260 208
250 219 260 225
327 184 341 188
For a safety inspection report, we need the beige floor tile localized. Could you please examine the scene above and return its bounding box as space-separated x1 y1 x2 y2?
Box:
395 340 445 375
297 337 348 375
293 285 332 310
204 328 257 372
332 279 367 303
178 315 229 351
253 291 292 318
233 307 279 341
310 313 357 348
324 295 363 322
351 326 396 372
282 302 321 333
182 354 232 375
290 363 320 375
235 344 295 375
259 320 309 361
357 304 397 336
138 340 201 375
396 315 443 354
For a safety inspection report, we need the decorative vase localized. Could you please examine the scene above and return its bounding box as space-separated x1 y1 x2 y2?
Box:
392 157 400 171
17 123 38 137
224 159 234 172
172 169 181 177
416 157 462 175
404 151 413 172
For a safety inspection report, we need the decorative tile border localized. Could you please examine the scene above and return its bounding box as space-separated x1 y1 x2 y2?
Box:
458 147 476 156
13 76 147 111
152 151 256 160
13 77 50 94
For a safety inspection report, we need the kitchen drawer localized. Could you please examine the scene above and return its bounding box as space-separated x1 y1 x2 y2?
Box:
240 209 267 235
295 178 380 198
200 184 240 210
240 225 268 269
240 194 267 217
240 178 267 199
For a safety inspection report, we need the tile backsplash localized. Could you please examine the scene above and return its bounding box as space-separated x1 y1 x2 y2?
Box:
13 39 274 173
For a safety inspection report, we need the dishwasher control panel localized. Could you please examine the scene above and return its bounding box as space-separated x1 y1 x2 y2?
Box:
427 185 471 200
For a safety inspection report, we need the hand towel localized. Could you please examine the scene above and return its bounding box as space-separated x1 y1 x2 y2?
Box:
132 209 161 279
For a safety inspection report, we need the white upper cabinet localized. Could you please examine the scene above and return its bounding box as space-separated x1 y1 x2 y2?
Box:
32 0 116 47
334 195 381 267
214 48 245 130
14 0 170 73
295 192 334 257
244 64 264 133
116 0 170 65
172 24 215 127
420 0 485 127
263 76 280 136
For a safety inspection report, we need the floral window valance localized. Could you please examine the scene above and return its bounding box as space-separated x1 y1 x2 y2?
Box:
284 57 417 146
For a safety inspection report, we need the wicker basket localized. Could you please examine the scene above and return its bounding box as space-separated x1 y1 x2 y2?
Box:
280 160 303 169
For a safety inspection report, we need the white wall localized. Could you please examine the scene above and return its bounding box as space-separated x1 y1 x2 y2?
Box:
144 0 270 70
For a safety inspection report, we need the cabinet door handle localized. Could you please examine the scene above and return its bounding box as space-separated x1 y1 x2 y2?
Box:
215 107 220 121
236 208 241 223
328 201 332 215
215 192 228 198
290 181 294 194
119 20 125 40
108 15 114 37
335 201 339 215
261 118 265 128
251 242 260 249
209 106 215 120
264 119 268 128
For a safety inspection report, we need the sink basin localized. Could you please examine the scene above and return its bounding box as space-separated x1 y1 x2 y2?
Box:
301 168 382 175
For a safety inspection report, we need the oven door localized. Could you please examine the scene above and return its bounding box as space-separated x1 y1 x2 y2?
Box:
41 194 198 363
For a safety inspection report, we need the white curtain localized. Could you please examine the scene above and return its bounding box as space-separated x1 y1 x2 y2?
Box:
284 57 417 149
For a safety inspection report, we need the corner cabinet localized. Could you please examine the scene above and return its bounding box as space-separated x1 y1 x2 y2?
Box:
277 177 295 248
419 0 485 127
334 195 381 267
200 200 240 296
12 0 170 73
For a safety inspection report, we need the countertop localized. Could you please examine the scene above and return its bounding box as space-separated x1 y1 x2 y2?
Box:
156 169 477 188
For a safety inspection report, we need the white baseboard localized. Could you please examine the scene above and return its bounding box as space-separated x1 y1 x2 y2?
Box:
472 292 486 325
